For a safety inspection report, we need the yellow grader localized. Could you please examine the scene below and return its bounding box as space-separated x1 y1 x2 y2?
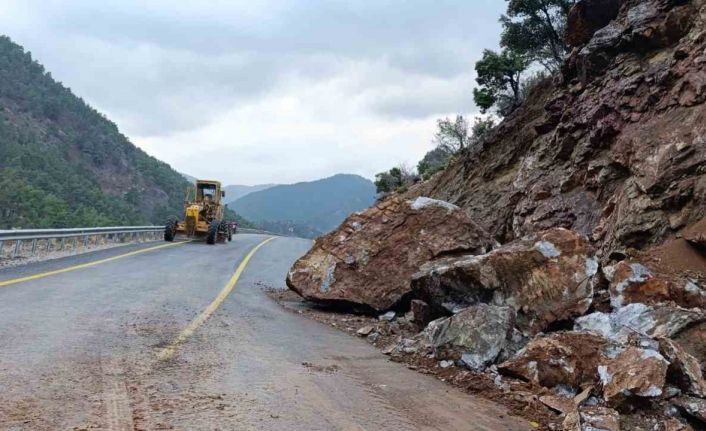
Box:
164 179 233 244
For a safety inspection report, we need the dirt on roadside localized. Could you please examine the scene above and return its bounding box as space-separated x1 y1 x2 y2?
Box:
264 287 560 430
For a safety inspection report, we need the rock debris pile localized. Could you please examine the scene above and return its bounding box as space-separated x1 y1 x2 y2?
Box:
287 0 706 429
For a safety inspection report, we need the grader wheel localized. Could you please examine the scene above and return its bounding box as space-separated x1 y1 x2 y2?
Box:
164 216 178 242
206 220 219 245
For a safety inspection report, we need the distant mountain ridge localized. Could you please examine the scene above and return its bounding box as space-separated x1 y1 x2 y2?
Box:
224 184 277 203
230 174 376 238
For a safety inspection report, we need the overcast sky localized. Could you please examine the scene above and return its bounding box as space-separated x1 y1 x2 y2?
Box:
1 0 505 185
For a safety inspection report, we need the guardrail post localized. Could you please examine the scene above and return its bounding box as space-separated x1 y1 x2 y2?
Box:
13 240 21 258
83 235 89 248
46 238 51 252
0 240 4 258
60 238 65 250
31 239 37 255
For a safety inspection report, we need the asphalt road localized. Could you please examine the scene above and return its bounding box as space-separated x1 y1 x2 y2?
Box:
0 234 528 430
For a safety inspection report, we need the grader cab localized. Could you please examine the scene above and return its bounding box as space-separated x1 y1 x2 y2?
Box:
164 180 232 244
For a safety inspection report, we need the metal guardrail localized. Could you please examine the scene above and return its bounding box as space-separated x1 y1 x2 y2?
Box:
0 226 163 259
0 225 286 260
236 228 281 236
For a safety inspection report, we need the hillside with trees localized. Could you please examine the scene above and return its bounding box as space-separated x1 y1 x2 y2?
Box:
376 0 573 192
224 184 277 203
0 36 194 229
230 174 376 238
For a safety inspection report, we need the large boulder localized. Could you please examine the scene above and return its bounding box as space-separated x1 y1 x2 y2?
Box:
575 303 706 343
286 197 495 311
416 304 516 370
605 261 706 309
412 228 598 335
498 331 617 390
599 346 669 405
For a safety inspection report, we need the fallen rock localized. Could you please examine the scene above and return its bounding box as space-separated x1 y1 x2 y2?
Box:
683 217 706 251
574 303 706 343
599 346 669 405
286 197 495 311
672 396 706 423
498 331 616 390
660 338 706 398
439 360 453 369
356 325 375 336
539 394 577 415
662 418 694 431
672 321 706 373
604 261 706 309
417 304 515 370
412 228 598 335
562 406 620 431
367 332 381 343
378 311 396 321
410 299 432 325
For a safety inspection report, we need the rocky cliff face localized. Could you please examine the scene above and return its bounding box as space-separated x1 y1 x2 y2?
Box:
411 0 706 258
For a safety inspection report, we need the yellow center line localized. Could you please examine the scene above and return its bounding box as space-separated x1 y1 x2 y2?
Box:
0 241 190 288
157 237 276 361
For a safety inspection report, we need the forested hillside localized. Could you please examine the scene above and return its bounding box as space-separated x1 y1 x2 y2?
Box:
224 184 276 203
0 36 191 228
231 174 376 238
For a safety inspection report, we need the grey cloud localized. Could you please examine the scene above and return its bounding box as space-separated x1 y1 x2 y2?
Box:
1 0 507 183
5 0 505 137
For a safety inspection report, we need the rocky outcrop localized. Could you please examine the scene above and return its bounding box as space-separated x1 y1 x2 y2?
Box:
566 0 622 47
412 228 598 335
409 0 706 256
286 197 494 311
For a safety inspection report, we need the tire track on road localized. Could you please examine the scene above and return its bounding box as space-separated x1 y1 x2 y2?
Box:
100 355 136 431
